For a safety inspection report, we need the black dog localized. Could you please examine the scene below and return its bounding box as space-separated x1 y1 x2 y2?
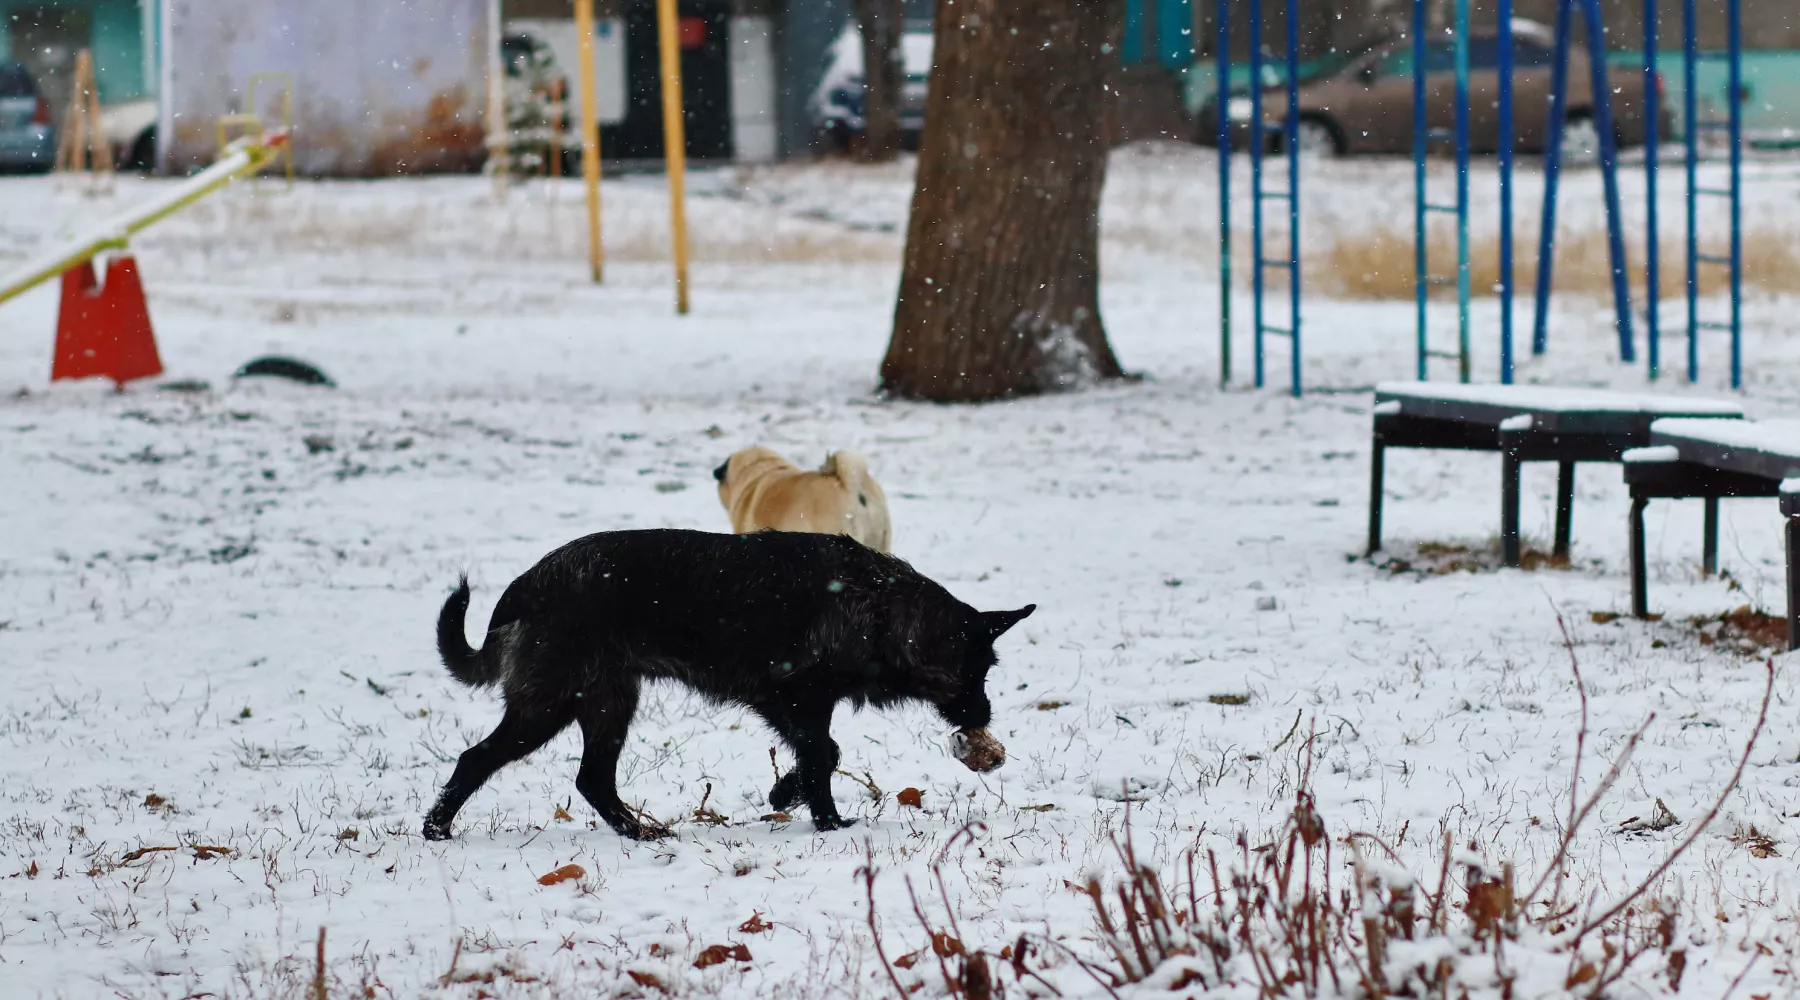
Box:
424 528 1033 841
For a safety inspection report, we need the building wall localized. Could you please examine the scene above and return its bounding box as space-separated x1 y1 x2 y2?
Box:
163 0 490 176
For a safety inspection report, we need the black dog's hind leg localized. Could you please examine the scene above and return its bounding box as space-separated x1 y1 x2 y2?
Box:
424 705 573 841
574 678 668 841
759 699 851 831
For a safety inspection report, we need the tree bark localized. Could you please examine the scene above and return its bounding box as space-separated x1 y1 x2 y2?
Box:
853 0 905 162
881 0 1128 403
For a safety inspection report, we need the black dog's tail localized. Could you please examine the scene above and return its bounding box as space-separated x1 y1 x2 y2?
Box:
437 577 500 687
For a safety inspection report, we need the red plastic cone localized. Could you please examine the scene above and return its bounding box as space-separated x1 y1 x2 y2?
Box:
52 255 163 388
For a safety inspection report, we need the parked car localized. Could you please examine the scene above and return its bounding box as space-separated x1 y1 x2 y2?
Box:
102 99 158 170
809 21 933 153
1194 48 1373 151
0 60 55 173
1211 21 1668 157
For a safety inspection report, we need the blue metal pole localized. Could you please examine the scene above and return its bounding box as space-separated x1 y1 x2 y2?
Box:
1643 0 1661 380
1454 0 1471 384
1250 5 1266 389
1728 0 1742 389
1412 0 1428 380
1683 0 1698 381
1286 0 1301 398
1579 0 1636 365
1217 0 1231 388
1498 0 1515 384
1531 0 1574 357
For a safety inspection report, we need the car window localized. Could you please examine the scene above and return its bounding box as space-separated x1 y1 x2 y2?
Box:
0 62 35 98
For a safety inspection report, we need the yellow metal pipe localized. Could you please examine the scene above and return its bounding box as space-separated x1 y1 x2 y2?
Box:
0 136 284 308
575 0 605 284
654 0 690 315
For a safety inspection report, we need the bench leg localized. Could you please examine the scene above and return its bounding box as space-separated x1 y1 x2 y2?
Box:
1553 460 1575 559
1702 496 1719 577
1367 440 1385 557
1631 496 1651 619
1787 513 1799 652
1501 453 1522 567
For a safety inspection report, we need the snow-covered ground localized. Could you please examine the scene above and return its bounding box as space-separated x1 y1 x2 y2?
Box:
1 147 1798 999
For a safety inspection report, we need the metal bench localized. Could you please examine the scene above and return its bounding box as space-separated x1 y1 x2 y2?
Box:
1369 383 1744 566
1623 418 1800 650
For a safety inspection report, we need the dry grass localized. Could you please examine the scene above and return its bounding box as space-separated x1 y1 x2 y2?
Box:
1311 222 1800 302
1692 604 1790 657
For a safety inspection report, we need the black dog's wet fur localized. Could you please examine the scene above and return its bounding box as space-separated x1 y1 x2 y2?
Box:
424 528 1033 841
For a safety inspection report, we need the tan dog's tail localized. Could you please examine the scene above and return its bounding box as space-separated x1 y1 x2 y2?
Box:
821 450 891 551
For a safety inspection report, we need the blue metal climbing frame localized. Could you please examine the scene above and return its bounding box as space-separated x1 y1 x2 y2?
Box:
1683 0 1743 388
1216 0 1231 388
1250 0 1302 397
1413 0 1472 383
1644 0 1662 379
1531 0 1636 366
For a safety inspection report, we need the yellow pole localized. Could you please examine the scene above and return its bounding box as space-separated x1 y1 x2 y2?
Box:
574 0 604 283
654 0 690 314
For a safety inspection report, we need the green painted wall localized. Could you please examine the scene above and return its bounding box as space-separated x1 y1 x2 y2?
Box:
0 0 149 102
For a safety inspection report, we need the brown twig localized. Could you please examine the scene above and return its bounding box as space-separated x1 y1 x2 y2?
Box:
1572 659 1774 941
857 839 910 1000
309 927 327 1000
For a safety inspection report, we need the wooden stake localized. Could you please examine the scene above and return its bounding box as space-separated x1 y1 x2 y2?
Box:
55 50 111 187
654 0 690 315
575 0 605 283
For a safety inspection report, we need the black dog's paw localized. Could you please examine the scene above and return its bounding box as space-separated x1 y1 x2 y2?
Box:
422 820 452 842
611 817 673 841
768 771 802 812
812 815 857 832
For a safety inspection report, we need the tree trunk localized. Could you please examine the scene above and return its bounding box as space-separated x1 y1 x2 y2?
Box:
853 0 905 162
881 0 1128 403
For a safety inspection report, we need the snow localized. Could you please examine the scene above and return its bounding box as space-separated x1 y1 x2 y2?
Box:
1622 445 1681 464
2 147 1800 1000
1651 417 1800 462
1375 380 1747 417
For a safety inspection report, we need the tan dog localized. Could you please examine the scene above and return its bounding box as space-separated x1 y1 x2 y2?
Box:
713 446 892 553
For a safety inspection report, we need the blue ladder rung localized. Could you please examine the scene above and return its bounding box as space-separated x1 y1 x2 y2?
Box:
1696 253 1733 265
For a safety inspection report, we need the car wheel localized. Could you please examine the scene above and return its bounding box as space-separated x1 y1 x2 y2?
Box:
1558 114 1600 163
1293 118 1341 157
127 127 157 172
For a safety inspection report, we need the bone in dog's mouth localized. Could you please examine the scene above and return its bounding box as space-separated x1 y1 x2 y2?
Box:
951 728 1006 773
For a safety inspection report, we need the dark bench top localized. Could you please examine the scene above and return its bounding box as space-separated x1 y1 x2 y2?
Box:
1375 382 1744 435
1649 418 1800 483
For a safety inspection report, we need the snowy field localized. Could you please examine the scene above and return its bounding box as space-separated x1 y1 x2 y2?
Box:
2 147 1799 999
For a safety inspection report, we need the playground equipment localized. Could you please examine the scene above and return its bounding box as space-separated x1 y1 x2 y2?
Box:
216 73 295 191
1412 0 1475 384
1249 0 1302 397
1681 0 1743 387
1214 0 1302 396
0 132 288 388
1531 0 1636 374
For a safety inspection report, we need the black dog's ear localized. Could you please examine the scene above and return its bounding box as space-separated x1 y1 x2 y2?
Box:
979 604 1035 639
713 459 730 483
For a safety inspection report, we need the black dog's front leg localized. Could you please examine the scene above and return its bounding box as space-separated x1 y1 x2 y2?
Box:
759 700 852 831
